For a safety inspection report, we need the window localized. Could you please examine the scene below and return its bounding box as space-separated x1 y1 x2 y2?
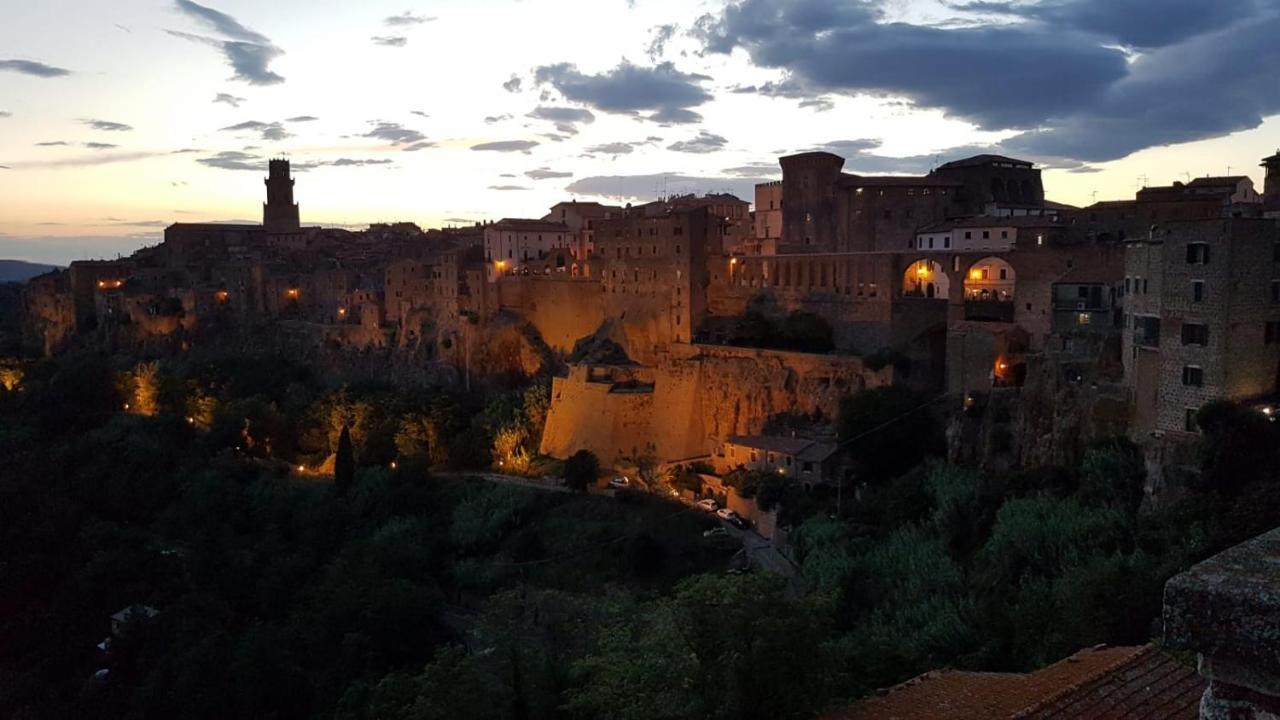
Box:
1134 315 1160 347
1036 234 1044 246
1182 365 1203 386
928 237 934 249
1266 321 1280 345
1185 408 1200 433
964 231 972 240
1186 242 1210 264
982 230 991 240
1077 312 1091 326
944 236 951 248
1001 230 1009 239
1125 277 1132 293
1192 280 1204 303
1181 322 1209 346
1143 278 1149 294
1273 242 1280 262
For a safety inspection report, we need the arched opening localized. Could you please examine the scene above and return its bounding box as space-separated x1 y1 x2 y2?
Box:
903 259 950 299
990 178 1007 203
964 256 1016 322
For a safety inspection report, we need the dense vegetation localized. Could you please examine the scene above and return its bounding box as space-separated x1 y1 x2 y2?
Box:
3 353 1279 719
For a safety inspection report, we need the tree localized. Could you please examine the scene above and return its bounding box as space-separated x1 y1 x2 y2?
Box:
779 310 834 353
837 386 942 484
563 450 599 492
335 423 355 496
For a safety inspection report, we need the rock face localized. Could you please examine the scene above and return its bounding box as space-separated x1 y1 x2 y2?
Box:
540 343 892 464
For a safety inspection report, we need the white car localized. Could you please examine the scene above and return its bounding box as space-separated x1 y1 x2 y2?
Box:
696 498 718 512
717 508 748 528
609 476 631 489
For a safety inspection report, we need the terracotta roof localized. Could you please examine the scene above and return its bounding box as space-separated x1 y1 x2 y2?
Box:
488 218 569 232
726 435 837 462
828 645 1201 720
1185 175 1248 187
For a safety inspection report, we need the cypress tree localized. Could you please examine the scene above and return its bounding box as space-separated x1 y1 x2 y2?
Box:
335 423 355 496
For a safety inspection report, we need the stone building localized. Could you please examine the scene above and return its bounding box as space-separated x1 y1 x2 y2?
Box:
483 218 572 280
1123 216 1280 435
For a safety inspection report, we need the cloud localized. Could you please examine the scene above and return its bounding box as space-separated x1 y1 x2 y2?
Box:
220 120 291 141
586 142 639 155
325 158 394 167
489 185 530 191
35 141 70 147
83 142 119 150
81 119 133 132
526 105 596 135
533 60 712 124
667 131 727 154
721 162 780 178
0 111 11 118
1002 14 1280 162
503 75 523 93
169 0 284 85
372 35 408 47
471 140 539 153
286 115 318 122
361 121 428 146
696 0 1280 163
798 97 834 112
566 172 756 201
0 59 71 77
401 141 435 151
485 113 513 124
197 150 394 171
170 148 203 154
196 150 261 171
384 11 435 26
696 0 1128 131
410 110 430 118
525 168 573 180
13 152 166 169
647 24 677 60
953 0 1257 50
213 92 246 107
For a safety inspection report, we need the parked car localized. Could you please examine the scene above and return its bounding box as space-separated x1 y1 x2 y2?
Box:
716 508 748 529
702 527 729 538
609 476 631 489
696 498 718 512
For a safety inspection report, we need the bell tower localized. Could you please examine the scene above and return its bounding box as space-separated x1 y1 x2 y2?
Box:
263 158 300 231
1262 151 1280 207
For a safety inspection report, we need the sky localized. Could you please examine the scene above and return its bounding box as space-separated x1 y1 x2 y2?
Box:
2 0 1279 265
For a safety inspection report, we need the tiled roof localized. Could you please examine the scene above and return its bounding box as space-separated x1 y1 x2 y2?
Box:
489 218 569 232
828 645 1201 720
726 435 837 462
1185 176 1248 187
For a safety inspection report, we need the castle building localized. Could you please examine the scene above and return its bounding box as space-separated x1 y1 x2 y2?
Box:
483 218 572 280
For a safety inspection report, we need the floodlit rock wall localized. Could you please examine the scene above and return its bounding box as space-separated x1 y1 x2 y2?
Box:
540 343 893 464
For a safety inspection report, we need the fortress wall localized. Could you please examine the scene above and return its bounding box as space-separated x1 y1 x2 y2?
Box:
542 345 893 464
540 366 655 463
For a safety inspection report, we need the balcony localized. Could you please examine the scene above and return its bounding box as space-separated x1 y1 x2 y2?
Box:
964 299 1015 322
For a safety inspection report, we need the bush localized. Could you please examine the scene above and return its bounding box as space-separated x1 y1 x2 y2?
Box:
563 450 599 492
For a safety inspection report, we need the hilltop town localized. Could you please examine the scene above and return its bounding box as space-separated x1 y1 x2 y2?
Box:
20 150 1280 486
11 148 1280 719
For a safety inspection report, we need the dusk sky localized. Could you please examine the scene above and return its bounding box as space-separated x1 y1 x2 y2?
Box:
2 0 1279 264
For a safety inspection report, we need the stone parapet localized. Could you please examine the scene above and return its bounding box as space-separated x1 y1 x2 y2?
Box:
1164 526 1280 718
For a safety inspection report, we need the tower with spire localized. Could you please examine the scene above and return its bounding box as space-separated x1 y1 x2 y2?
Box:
263 158 300 231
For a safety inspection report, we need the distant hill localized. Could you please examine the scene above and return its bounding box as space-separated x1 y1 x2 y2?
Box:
0 259 62 283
